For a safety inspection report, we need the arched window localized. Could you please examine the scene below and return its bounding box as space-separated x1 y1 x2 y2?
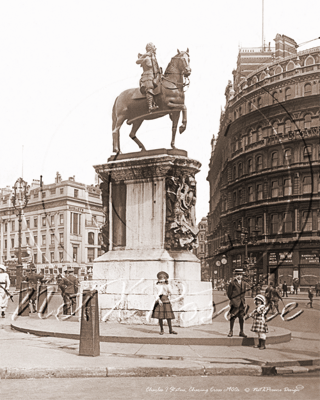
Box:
303 176 312 193
233 165 237 180
301 211 312 231
283 213 293 233
248 158 253 174
88 232 94 245
248 130 253 144
233 191 237 207
272 91 278 104
287 61 295 71
284 120 291 134
304 114 312 130
248 186 254 202
303 146 312 161
257 127 263 141
257 184 263 200
305 56 314 66
271 214 279 234
285 87 291 101
284 148 292 165
304 83 312 96
271 180 279 197
238 162 243 177
239 106 242 116
256 155 263 171
271 152 278 167
275 66 282 74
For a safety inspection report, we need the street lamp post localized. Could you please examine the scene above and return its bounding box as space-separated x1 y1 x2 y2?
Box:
12 178 29 289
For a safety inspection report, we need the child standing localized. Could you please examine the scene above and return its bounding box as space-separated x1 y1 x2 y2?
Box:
307 288 314 308
248 294 269 350
152 271 177 335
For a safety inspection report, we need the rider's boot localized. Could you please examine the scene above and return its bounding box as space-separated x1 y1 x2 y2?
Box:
146 93 158 113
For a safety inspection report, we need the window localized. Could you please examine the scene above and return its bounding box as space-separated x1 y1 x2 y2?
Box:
34 253 37 264
11 221 15 231
256 156 263 171
70 213 81 235
271 214 279 234
73 247 78 262
26 236 29 245
60 188 64 194
284 120 291 134
34 235 38 245
248 159 253 174
304 114 312 130
51 215 55 226
233 165 237 180
239 106 242 116
50 252 54 263
239 189 244 205
34 217 38 228
257 97 262 108
4 222 7 233
50 188 56 195
248 218 255 234
285 87 291 101
74 189 79 198
59 252 64 262
248 130 253 144
303 146 312 161
257 184 263 200
42 191 46 198
271 180 279 198
272 91 278 104
303 176 312 193
301 211 312 231
271 152 278 167
11 238 14 248
248 186 253 202
284 179 292 196
26 220 30 229
256 216 263 234
42 253 46 264
304 83 312 96
87 248 95 263
233 192 237 207
42 217 46 227
60 213 64 225
88 232 94 245
4 240 7 249
51 233 55 244
238 163 243 177
42 235 46 245
257 127 262 141
284 149 292 165
283 213 292 233
59 232 64 243
248 102 252 111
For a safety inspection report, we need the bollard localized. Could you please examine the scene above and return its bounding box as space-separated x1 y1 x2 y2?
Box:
37 285 48 316
18 281 32 316
79 290 100 357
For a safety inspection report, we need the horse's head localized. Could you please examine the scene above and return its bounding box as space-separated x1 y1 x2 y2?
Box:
167 49 191 78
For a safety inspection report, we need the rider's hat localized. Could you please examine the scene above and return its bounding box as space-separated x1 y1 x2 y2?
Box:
146 42 156 52
233 268 244 275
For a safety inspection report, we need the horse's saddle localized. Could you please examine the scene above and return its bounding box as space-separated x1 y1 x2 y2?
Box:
132 77 162 100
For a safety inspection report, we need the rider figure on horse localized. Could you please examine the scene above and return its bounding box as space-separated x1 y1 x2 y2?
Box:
136 42 160 113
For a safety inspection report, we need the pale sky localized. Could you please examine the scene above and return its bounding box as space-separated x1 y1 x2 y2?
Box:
1 0 319 222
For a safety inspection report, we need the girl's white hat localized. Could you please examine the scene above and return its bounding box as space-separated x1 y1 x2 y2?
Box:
254 294 266 304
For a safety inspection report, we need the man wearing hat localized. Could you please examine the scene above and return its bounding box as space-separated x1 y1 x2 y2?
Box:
61 269 79 315
0 264 11 318
226 269 247 337
25 264 45 313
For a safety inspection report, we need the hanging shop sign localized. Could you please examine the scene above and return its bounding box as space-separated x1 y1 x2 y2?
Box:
279 252 293 263
300 253 320 263
268 252 277 265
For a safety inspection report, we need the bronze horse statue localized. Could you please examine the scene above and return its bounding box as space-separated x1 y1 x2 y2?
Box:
112 49 191 153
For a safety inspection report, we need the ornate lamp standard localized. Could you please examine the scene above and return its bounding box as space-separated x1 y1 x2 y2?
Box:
11 178 29 289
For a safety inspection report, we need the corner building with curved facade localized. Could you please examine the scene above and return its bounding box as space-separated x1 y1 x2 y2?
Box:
207 35 320 290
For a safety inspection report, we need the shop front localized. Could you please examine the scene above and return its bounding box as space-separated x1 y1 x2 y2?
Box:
299 252 320 288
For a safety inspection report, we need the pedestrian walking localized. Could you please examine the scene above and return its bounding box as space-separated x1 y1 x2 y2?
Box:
0 264 10 318
61 269 79 315
25 264 45 313
307 288 314 308
152 271 177 335
226 269 247 338
282 281 288 297
293 279 299 295
247 294 268 350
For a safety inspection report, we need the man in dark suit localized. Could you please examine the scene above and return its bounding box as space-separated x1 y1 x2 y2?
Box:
62 269 79 315
25 265 45 313
227 269 247 337
282 281 288 297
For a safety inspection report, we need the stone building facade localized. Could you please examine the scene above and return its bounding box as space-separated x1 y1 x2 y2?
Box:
194 217 209 282
207 35 320 290
0 173 104 283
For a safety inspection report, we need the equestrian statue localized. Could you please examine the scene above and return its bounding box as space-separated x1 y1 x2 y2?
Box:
112 43 191 153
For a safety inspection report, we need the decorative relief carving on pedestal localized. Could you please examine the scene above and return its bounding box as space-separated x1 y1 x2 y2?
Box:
100 179 110 252
165 173 198 251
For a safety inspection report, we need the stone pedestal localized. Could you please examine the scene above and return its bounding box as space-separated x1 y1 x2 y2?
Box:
92 149 212 327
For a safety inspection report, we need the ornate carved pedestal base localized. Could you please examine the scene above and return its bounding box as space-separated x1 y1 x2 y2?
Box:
92 149 212 327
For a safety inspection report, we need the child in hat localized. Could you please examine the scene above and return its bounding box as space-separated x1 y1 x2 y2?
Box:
152 271 177 335
247 294 269 350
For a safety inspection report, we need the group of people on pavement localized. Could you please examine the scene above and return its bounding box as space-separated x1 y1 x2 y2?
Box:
56 269 79 315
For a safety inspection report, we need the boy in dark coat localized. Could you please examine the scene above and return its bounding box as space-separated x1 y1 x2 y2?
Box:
226 269 247 337
307 288 314 308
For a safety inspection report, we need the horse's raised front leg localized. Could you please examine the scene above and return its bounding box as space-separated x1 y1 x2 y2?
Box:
129 120 146 151
169 111 180 149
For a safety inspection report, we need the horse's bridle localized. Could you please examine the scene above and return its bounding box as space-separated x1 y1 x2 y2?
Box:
161 54 191 91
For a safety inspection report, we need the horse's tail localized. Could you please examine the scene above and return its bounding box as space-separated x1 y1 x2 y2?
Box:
112 97 118 131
